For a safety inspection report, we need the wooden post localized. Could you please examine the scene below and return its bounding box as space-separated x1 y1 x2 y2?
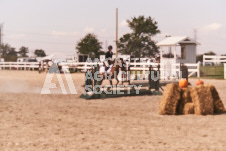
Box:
128 63 131 85
149 65 152 90
85 70 93 93
179 63 182 79
94 64 99 87
180 63 188 81
156 64 160 91
122 62 131 85
94 64 101 98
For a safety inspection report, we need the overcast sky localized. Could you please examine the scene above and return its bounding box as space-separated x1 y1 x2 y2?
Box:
1 0 226 56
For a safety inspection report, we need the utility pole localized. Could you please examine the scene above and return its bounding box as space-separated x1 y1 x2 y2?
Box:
116 8 118 58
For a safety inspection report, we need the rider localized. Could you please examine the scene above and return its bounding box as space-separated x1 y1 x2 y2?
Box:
105 45 113 71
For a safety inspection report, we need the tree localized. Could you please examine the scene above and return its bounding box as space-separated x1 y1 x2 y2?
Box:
0 43 18 61
34 49 46 57
18 46 29 57
76 33 102 59
117 16 160 58
196 51 216 62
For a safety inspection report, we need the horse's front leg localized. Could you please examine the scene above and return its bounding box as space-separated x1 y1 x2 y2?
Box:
115 74 119 86
108 79 112 90
109 79 113 86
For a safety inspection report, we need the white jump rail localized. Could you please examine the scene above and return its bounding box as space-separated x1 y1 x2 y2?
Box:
127 62 164 75
62 62 162 73
203 55 226 66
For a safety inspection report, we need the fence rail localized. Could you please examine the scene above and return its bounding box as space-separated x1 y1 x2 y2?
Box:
172 63 200 78
203 55 226 66
0 61 200 78
0 62 40 70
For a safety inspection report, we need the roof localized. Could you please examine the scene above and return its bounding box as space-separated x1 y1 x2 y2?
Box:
156 36 200 46
40 53 67 62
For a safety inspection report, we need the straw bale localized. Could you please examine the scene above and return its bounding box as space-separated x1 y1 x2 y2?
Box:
207 84 225 114
183 103 194 114
159 83 181 115
177 87 192 114
190 85 214 115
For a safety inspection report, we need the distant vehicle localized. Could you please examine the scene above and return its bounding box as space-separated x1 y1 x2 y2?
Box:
17 58 37 62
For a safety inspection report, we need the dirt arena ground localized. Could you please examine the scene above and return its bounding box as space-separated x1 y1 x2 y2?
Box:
0 70 226 150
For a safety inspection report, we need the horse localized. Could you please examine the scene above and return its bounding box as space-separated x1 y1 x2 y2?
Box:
82 58 126 88
97 58 126 86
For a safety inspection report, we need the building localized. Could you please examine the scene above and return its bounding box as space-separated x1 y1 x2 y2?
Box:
156 36 200 76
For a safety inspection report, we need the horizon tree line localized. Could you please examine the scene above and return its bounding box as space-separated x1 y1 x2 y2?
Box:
0 44 46 61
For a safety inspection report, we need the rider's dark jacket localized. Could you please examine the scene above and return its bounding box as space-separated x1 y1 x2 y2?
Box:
105 51 113 65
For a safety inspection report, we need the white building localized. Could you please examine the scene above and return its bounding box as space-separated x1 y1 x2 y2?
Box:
157 36 200 76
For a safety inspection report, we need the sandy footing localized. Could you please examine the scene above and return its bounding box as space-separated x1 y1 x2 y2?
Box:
0 70 226 150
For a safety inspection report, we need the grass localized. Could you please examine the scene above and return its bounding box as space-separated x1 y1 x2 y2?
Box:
200 65 224 79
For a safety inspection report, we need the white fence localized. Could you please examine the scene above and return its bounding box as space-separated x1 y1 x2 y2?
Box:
62 62 200 78
172 63 200 78
203 55 226 66
0 62 39 70
0 61 200 78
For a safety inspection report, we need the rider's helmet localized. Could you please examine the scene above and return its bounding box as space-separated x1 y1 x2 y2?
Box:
108 45 113 50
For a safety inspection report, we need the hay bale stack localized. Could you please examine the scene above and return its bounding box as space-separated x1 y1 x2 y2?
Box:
159 83 181 115
190 85 214 115
177 87 192 114
183 103 194 114
207 84 225 114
